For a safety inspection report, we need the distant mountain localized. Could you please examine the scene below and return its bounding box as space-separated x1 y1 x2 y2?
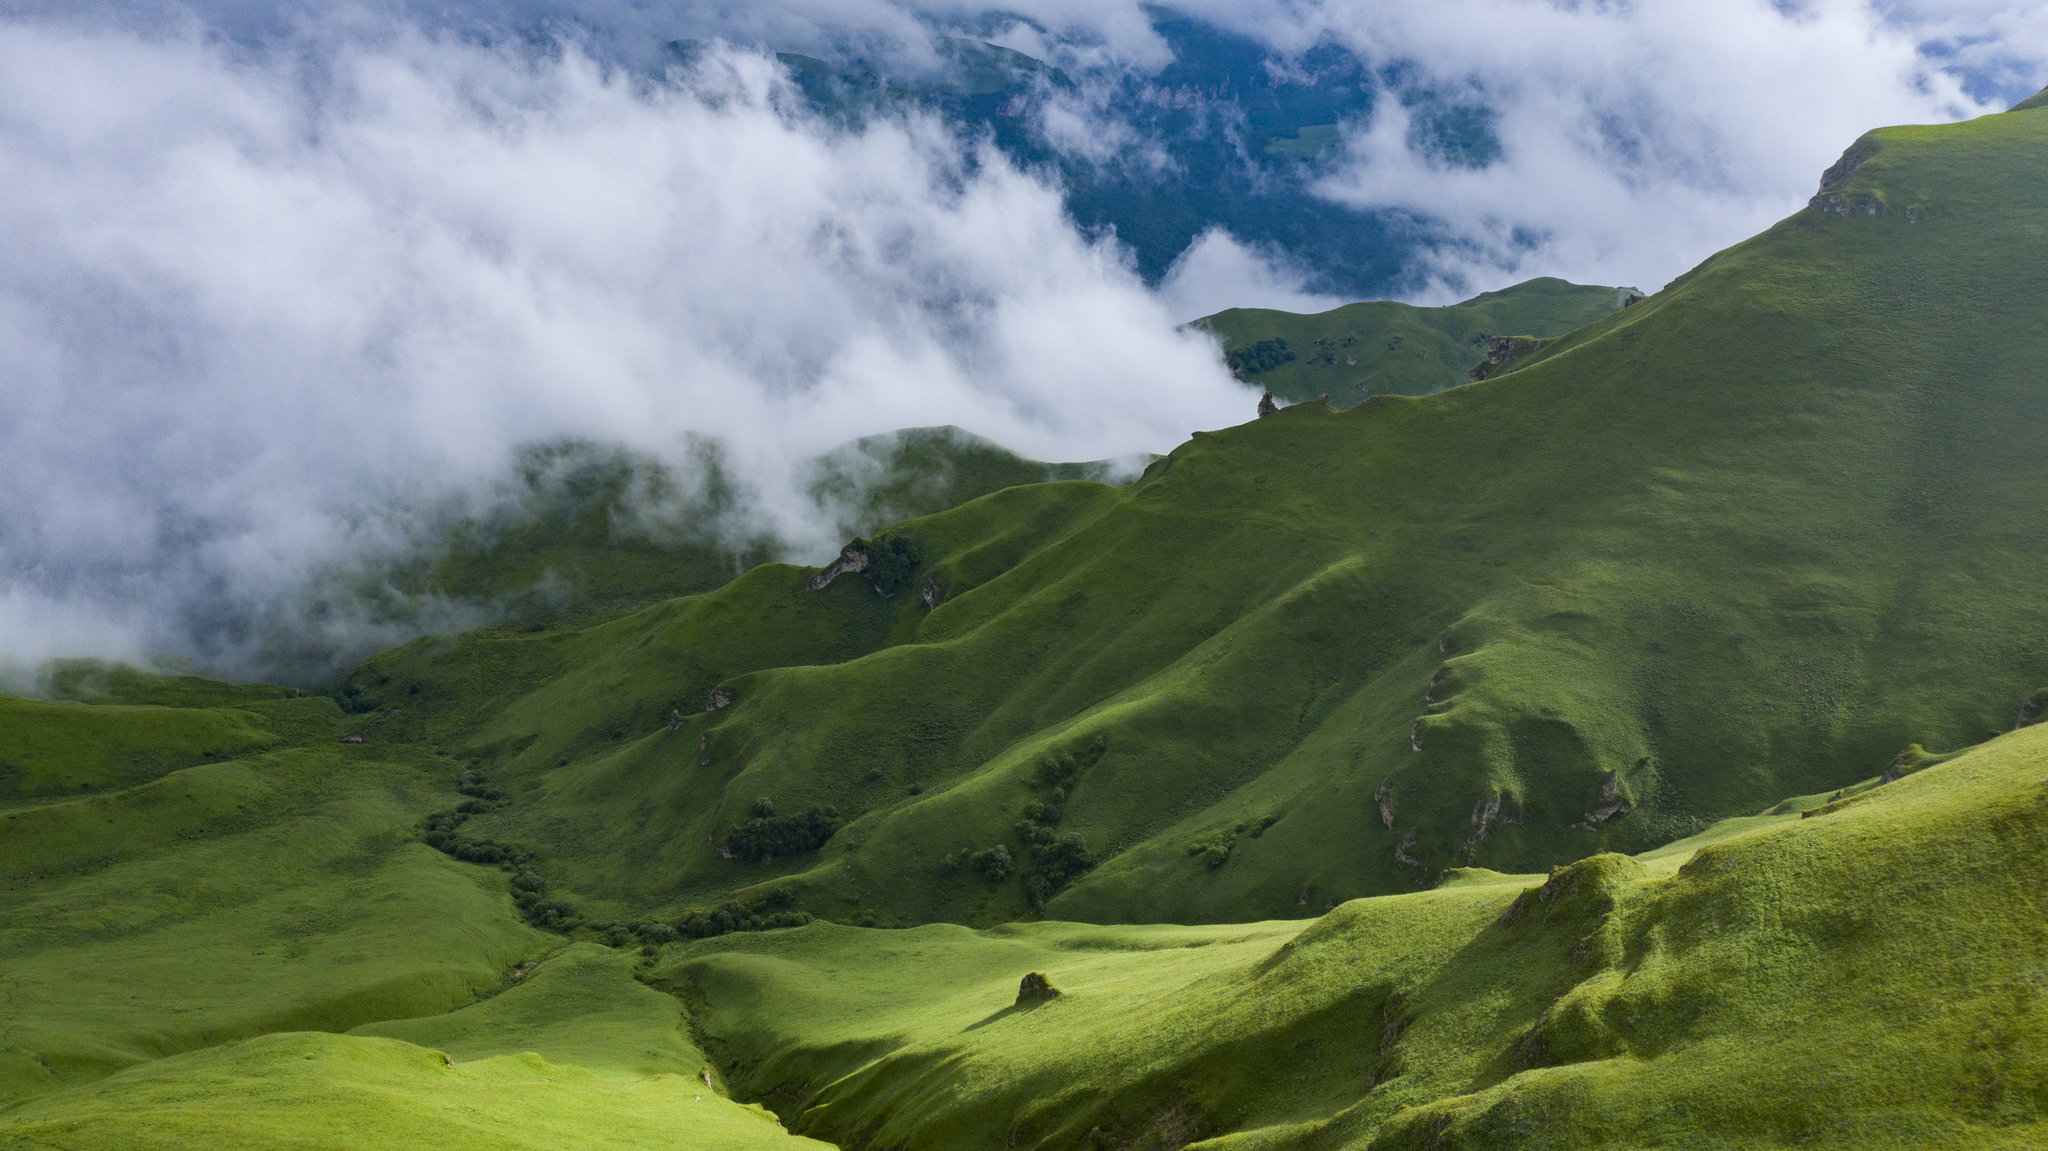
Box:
1194 277 1637 406
699 16 1477 298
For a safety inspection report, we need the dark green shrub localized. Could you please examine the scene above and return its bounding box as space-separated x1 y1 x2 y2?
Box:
1224 338 1294 377
862 534 925 598
725 805 844 863
1035 832 1097 886
973 845 1015 882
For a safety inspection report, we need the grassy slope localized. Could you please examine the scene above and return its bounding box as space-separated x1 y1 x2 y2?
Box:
409 427 1124 634
658 723 2048 1149
333 103 2048 932
0 676 557 1105
1194 278 1633 405
0 675 828 1149
0 1032 813 1151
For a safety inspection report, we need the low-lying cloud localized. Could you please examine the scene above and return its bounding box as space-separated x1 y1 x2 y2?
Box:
0 21 1248 680
0 0 2041 684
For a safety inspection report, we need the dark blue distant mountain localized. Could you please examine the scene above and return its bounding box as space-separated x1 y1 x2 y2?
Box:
694 14 1506 300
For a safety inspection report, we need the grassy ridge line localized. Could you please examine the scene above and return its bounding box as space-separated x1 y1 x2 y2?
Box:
1192 277 1633 406
406 426 1130 635
658 724 2048 1150
337 95 2048 932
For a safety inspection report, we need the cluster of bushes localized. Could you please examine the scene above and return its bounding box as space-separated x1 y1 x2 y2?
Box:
724 797 845 863
857 533 925 598
969 844 1014 881
421 808 529 867
420 765 575 932
1186 813 1282 869
677 887 814 940
945 738 1112 906
1024 833 1097 907
1224 338 1294 378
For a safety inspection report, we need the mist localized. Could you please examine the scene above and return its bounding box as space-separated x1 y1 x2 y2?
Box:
0 0 2039 684
0 21 1248 681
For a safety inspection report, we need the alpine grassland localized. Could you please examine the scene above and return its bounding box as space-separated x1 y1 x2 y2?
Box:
4 96 2048 1149
1194 278 1635 405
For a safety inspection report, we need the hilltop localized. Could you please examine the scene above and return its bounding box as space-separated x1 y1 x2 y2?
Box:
1194 277 1635 406
298 95 2048 936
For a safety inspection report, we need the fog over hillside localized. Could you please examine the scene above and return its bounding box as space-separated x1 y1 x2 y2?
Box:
0 0 2039 681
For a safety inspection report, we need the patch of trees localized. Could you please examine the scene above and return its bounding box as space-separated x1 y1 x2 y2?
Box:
724 797 845 863
677 886 814 940
1225 338 1294 379
1185 813 1282 868
859 533 925 598
945 736 1109 907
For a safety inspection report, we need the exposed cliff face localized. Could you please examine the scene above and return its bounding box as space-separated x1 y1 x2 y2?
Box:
1465 335 1543 382
805 544 869 591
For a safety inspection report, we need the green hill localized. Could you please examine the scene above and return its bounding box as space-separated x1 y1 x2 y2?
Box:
1193 277 1636 406
307 97 2048 934
6 92 2048 1150
409 427 1121 631
659 723 2048 1149
244 427 1126 683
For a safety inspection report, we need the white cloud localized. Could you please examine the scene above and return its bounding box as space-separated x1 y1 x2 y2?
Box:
0 20 1249 678
1156 228 1347 322
1159 0 2005 297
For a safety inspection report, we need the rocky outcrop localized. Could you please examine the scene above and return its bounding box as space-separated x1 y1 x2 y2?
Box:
1461 790 1508 854
1394 829 1426 869
1807 139 1888 217
1374 779 1395 828
2017 688 2048 730
919 573 947 611
1571 771 1634 830
1467 336 1542 382
1257 390 1278 418
1016 972 1061 1004
807 544 869 591
706 688 732 711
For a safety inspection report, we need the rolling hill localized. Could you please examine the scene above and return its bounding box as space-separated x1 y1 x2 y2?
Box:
1193 277 1637 406
5 90 2048 1151
309 95 2048 935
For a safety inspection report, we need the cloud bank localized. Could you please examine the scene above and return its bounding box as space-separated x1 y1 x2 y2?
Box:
0 21 1247 678
0 0 2041 682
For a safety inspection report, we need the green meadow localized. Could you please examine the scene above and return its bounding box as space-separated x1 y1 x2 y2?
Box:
5 95 2048 1149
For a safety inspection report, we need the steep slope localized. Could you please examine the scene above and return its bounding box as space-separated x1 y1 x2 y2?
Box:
660 722 2048 1149
333 100 2048 933
1194 278 1634 405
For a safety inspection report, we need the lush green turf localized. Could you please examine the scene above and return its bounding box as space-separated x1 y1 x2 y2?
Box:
317 100 2048 935
656 722 2048 1149
0 1030 824 1150
350 942 702 1081
0 674 557 1105
1193 277 1633 405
